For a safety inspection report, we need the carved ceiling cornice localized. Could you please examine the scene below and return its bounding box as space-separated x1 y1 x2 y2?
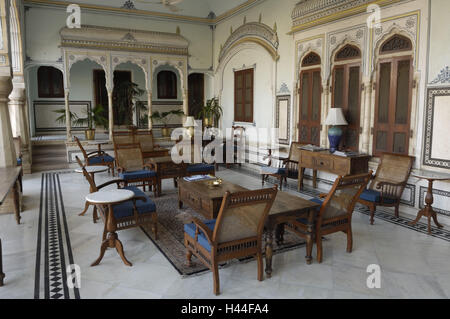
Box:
218 22 279 63
60 25 189 55
291 0 407 33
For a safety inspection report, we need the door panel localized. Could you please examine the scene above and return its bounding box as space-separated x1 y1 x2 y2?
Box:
298 68 321 145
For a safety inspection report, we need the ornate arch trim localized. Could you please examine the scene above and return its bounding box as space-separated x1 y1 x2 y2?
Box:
218 22 279 65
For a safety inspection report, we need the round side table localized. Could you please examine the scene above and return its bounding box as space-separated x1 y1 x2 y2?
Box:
86 189 135 267
409 170 450 234
75 165 109 217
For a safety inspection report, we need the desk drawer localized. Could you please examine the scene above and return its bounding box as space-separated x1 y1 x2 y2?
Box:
313 156 332 170
333 157 350 174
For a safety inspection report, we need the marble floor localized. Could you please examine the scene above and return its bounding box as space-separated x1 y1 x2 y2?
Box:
1 167 449 299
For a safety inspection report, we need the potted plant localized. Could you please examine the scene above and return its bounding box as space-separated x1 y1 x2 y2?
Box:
54 104 108 140
150 109 185 137
114 81 145 127
197 97 223 127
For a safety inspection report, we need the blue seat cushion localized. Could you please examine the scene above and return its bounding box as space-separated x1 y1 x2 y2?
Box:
119 170 156 181
17 158 22 165
359 189 395 204
297 198 323 224
187 164 215 173
112 186 156 219
88 155 114 165
184 219 216 252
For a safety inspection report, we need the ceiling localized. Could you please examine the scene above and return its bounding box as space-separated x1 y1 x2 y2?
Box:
28 0 256 20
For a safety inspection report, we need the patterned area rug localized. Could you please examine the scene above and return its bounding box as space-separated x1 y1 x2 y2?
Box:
141 190 306 277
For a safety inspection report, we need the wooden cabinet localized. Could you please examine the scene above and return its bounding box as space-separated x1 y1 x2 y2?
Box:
298 150 370 191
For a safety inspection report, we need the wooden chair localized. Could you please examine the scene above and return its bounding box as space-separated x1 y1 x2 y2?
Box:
75 156 158 266
112 131 134 145
135 130 169 159
74 136 115 175
114 143 158 196
285 172 371 263
261 142 304 190
357 153 414 225
184 187 278 295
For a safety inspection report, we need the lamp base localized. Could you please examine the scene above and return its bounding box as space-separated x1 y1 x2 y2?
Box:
328 126 343 153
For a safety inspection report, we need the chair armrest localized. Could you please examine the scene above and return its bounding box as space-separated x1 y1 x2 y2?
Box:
132 196 147 203
376 181 405 201
97 179 126 190
187 217 213 244
117 167 125 174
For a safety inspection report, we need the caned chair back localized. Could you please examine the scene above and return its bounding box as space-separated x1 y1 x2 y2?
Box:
288 142 303 163
369 153 414 198
113 131 134 146
75 156 98 192
135 130 154 153
114 143 145 172
320 172 372 221
212 187 277 244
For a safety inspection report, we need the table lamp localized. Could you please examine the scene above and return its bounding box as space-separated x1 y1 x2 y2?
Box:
325 108 348 153
184 116 196 137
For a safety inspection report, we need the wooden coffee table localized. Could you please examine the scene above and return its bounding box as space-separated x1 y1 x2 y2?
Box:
178 179 247 219
178 179 320 277
148 156 186 196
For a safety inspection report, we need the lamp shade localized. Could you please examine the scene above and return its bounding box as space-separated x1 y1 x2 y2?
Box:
184 116 196 127
325 108 348 126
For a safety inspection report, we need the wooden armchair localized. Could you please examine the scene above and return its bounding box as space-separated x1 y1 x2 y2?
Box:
114 143 158 196
135 130 169 159
112 131 134 145
74 136 115 175
75 156 158 266
184 187 277 295
357 153 414 225
286 172 371 263
261 142 304 190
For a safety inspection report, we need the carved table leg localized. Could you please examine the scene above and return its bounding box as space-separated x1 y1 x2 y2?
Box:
0 239 4 287
79 201 90 216
409 179 443 234
305 209 315 265
265 228 274 278
275 223 285 245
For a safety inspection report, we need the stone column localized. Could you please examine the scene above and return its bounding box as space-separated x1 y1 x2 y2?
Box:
147 92 153 130
0 74 15 168
108 90 114 140
361 81 372 154
182 89 188 124
8 78 31 173
64 89 72 141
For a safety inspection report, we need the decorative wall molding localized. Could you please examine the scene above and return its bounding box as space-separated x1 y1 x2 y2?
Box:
276 95 291 145
423 87 450 169
218 22 279 64
60 25 189 56
291 0 406 33
430 66 450 85
277 82 290 95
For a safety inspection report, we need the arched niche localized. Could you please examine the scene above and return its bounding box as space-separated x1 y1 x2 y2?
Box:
152 64 182 101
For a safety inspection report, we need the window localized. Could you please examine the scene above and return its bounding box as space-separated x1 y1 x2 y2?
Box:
298 52 321 145
332 45 362 150
38 66 64 98
234 68 254 123
157 71 177 99
373 35 413 156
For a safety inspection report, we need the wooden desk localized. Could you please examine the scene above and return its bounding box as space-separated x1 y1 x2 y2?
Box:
0 166 23 287
298 150 370 191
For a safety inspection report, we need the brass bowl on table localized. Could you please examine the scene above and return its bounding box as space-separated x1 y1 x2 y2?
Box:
207 178 223 189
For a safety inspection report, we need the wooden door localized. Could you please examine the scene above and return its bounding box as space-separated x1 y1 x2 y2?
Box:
298 68 322 145
331 63 361 150
373 57 413 156
188 73 204 117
